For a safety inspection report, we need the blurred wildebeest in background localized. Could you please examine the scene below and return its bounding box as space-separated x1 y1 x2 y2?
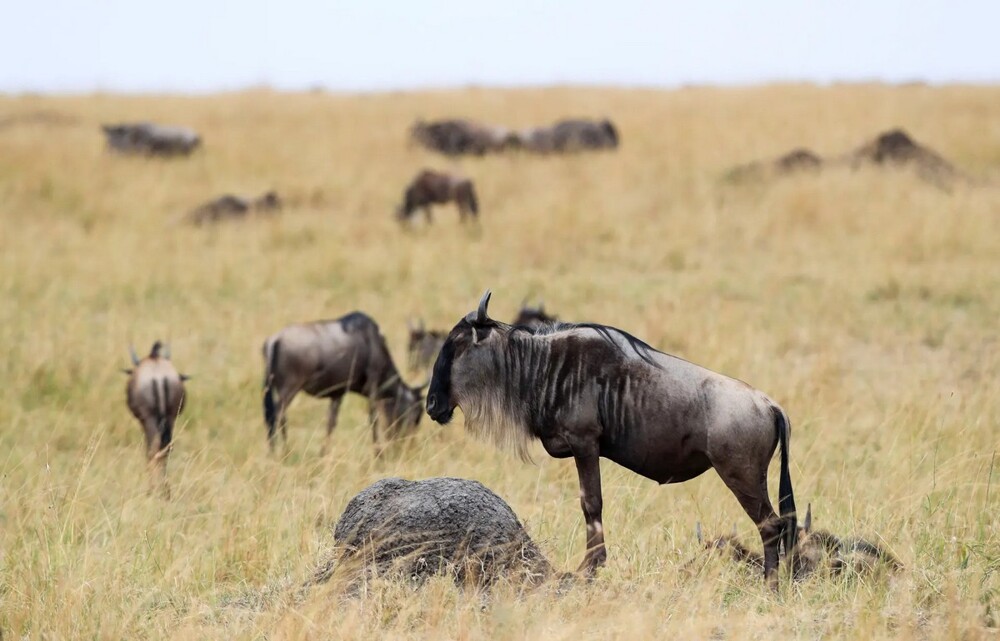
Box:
397 169 479 224
262 312 427 457
848 128 963 187
517 119 620 153
122 341 188 498
407 319 446 372
696 503 901 579
512 300 558 329
187 191 282 225
426 291 797 584
410 119 513 156
102 122 201 157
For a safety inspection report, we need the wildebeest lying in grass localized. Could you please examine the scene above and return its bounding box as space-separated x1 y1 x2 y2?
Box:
409 119 514 156
102 122 201 157
396 169 479 224
262 312 426 456
311 477 556 591
696 503 901 579
122 341 188 498
512 300 558 329
406 319 446 372
187 191 282 225
426 291 797 585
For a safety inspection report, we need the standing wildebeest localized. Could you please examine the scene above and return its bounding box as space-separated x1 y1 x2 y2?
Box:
262 312 426 456
396 170 479 224
122 341 188 498
407 319 447 372
512 300 558 329
426 292 797 583
102 122 201 157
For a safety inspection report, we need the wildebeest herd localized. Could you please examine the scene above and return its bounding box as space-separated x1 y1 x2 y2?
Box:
108 114 904 590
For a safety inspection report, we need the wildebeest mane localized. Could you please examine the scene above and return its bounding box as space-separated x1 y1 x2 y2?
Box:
511 321 661 368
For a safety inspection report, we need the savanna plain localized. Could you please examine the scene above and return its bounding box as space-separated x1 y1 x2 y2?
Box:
1 85 998 640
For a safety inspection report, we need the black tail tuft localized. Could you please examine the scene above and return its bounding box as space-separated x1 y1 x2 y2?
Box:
774 406 797 560
263 340 280 442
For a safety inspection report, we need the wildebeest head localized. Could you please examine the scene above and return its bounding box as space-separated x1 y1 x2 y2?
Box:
512 299 557 328
386 377 426 432
407 319 446 371
426 290 510 425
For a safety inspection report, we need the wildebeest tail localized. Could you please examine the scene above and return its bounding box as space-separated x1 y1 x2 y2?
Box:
773 406 797 557
263 339 280 439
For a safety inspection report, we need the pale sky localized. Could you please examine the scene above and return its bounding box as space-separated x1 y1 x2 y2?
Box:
2 0 996 93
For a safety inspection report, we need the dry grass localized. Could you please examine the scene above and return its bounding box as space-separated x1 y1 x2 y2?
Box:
1 84 999 639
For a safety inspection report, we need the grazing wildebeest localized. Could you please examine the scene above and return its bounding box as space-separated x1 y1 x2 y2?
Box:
102 122 201 157
426 291 797 584
407 319 447 372
262 312 426 456
396 169 479 224
122 341 188 498
512 300 558 329
697 503 901 578
410 119 513 156
187 190 282 225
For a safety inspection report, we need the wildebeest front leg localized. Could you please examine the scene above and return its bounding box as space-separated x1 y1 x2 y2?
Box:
574 452 607 576
320 396 342 457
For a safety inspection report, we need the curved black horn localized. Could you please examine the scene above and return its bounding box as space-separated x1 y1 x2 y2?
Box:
129 345 139 366
804 502 812 533
476 290 491 323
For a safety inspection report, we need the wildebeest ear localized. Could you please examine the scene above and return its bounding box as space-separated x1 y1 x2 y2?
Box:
128 345 140 366
121 368 133 375
179 374 191 382
804 503 812 533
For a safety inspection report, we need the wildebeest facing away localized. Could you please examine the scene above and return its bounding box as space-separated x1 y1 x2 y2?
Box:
262 312 426 456
410 119 514 156
122 341 188 498
102 122 201 157
696 503 901 579
426 291 797 584
407 319 447 372
512 300 558 329
187 191 282 225
396 169 479 224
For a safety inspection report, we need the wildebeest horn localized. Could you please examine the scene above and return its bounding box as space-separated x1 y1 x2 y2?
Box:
476 289 491 323
696 522 703 545
129 345 139 366
804 502 812 533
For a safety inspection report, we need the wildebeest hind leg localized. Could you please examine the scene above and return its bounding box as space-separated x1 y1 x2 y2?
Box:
573 451 607 576
320 396 343 457
716 467 781 587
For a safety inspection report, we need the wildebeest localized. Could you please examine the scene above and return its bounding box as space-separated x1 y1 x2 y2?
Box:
426 291 797 583
262 312 426 456
407 319 446 372
396 169 479 224
102 122 201 157
512 300 558 329
187 191 282 225
122 341 188 498
516 119 620 153
697 503 901 578
410 119 513 156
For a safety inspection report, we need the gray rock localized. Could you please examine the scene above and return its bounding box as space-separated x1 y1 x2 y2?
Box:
318 477 555 589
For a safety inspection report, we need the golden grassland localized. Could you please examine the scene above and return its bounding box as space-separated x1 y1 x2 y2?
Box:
1 84 999 639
